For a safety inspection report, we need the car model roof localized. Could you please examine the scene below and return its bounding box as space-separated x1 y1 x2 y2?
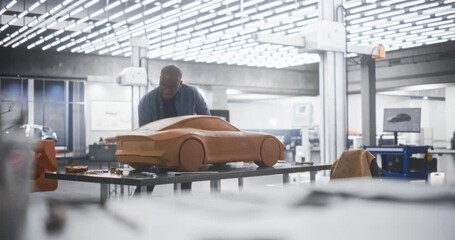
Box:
138 115 239 132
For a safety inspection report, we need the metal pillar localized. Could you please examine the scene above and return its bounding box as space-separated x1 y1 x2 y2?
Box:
319 0 347 164
27 79 34 124
208 86 228 109
100 183 109 203
360 56 376 146
238 177 243 191
130 38 149 129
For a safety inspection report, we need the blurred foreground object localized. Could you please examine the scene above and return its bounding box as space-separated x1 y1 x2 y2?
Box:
23 179 455 240
330 149 380 179
33 140 58 192
0 124 35 240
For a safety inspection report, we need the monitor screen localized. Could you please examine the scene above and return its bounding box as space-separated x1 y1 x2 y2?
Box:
383 108 421 133
210 109 230 122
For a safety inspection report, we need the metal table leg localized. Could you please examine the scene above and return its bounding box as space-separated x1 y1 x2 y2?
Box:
174 183 182 195
100 183 108 203
238 177 243 191
210 179 221 193
136 186 147 196
310 171 316 184
283 173 290 184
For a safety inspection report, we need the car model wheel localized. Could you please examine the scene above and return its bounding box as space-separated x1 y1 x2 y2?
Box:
179 138 205 171
255 137 280 167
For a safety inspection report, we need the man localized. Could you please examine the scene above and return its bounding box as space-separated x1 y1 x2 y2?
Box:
137 65 210 194
138 65 210 126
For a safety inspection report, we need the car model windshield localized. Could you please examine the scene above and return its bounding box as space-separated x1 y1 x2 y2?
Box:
138 115 239 132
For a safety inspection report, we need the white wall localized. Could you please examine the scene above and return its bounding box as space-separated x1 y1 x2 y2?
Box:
83 83 449 149
228 96 321 129
410 97 446 146
85 82 132 146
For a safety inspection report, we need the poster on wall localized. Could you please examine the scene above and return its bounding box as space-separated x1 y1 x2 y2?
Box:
91 101 131 131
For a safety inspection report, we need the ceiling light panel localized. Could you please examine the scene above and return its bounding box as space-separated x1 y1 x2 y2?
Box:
345 0 455 52
1 0 453 68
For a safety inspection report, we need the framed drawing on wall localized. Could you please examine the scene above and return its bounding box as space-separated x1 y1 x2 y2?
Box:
91 101 131 131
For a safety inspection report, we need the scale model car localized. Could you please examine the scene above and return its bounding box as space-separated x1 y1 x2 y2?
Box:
115 115 285 171
387 113 412 123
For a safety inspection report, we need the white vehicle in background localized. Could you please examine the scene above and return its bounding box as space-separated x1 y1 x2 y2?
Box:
4 124 58 142
23 124 58 142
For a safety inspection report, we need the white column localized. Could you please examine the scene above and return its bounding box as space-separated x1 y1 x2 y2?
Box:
130 37 149 129
27 79 34 124
210 86 228 110
319 0 346 164
199 86 228 110
445 87 455 148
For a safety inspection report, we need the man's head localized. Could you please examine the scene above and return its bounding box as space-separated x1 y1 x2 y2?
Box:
159 65 182 101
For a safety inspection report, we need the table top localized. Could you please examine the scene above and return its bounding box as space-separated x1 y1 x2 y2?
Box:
430 148 455 154
45 162 332 186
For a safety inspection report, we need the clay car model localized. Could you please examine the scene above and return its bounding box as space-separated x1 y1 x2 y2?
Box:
387 113 411 123
115 115 285 171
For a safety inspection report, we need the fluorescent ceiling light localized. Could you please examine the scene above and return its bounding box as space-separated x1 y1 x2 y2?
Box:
401 43 423 49
396 0 425 9
124 3 142 13
363 18 388 27
435 8 455 16
162 8 180 18
275 3 299 13
409 2 439 12
416 17 443 25
105 1 121 11
378 9 405 18
388 23 412 30
403 15 431 23
391 12 418 21
350 16 375 24
3 0 451 68
181 1 202 10
364 7 391 16
344 1 362 9
200 2 221 12
258 1 282 11
197 13 217 22
349 4 377 14
162 0 180 8
427 20 453 27
399 25 424 32
345 14 361 21
424 5 452 15
375 21 400 28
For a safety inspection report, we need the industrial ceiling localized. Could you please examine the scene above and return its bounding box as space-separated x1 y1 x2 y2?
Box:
0 0 454 68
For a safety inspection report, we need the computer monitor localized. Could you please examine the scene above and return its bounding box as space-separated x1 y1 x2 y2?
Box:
210 109 230 122
383 108 421 144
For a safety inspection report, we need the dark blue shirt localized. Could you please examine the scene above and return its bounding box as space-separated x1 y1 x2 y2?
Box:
163 97 178 118
138 83 210 127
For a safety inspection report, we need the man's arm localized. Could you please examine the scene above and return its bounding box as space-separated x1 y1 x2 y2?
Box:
138 96 153 127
